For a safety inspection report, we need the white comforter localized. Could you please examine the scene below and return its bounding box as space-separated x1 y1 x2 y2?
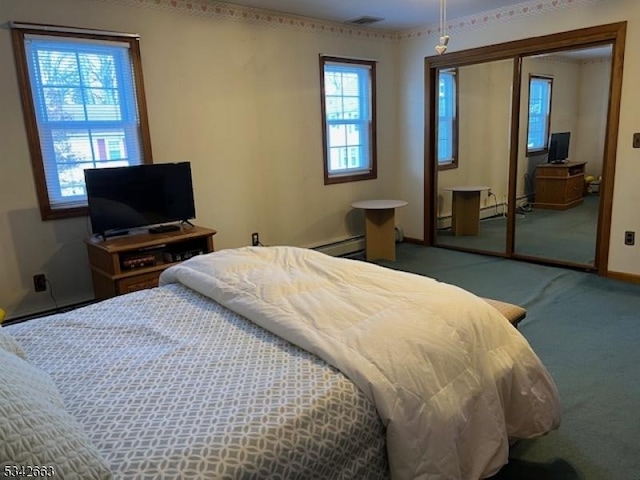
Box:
160 246 561 480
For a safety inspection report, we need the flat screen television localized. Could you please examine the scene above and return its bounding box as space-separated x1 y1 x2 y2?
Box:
548 132 571 164
84 162 196 238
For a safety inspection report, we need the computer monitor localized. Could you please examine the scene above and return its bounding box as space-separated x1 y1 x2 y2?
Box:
548 132 570 164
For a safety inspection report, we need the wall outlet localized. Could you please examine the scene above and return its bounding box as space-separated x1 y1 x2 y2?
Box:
624 231 635 246
633 133 640 149
33 273 47 292
251 232 260 246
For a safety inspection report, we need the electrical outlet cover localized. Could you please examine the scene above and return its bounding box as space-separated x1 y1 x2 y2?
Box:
33 274 47 292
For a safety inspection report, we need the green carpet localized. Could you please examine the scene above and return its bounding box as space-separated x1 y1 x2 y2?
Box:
374 244 640 480
436 194 599 265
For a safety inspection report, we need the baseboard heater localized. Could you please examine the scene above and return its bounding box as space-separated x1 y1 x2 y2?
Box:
437 198 529 229
313 227 404 257
313 236 366 257
437 204 506 230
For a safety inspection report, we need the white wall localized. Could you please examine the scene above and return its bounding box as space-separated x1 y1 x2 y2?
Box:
0 0 398 318
575 58 611 176
396 0 640 278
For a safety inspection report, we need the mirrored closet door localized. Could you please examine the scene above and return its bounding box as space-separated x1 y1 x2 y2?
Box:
513 45 612 268
424 22 626 275
435 59 514 256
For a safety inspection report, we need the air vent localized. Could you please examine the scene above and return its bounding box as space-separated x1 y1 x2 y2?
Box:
346 16 384 26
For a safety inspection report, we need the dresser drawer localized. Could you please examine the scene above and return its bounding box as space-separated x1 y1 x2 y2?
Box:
116 271 161 295
564 175 584 202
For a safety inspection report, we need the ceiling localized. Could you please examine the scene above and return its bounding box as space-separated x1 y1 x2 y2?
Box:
218 0 526 31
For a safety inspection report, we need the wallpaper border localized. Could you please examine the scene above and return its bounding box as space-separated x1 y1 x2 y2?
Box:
398 0 601 41
94 0 601 42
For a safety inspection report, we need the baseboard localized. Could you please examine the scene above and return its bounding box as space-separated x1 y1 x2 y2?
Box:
3 299 96 325
403 236 424 245
606 270 640 284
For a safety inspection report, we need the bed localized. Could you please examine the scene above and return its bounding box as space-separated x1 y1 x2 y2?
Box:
0 246 561 479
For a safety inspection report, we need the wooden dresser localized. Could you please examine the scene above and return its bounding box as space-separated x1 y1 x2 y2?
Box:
534 161 586 210
85 225 216 300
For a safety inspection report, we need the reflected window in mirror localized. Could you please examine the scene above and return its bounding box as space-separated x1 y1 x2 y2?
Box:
438 68 458 170
526 75 553 156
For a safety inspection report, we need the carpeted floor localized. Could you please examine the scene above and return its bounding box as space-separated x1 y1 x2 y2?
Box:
374 243 640 480
437 194 599 265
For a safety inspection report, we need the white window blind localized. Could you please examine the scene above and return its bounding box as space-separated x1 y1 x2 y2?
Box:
23 34 144 210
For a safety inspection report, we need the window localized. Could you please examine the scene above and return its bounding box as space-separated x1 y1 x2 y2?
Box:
437 68 458 169
527 75 553 155
11 24 152 220
320 56 376 184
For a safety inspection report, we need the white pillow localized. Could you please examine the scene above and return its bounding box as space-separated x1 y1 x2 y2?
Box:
0 326 25 359
0 348 112 479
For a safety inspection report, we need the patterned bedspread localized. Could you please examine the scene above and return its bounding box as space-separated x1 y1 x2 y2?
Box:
8 284 389 480
161 246 561 479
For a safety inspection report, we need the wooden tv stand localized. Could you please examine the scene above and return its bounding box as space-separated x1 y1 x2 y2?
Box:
85 225 216 300
533 161 586 210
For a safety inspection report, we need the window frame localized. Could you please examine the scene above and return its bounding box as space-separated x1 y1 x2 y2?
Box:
526 74 553 157
11 24 153 220
319 56 377 185
437 68 459 171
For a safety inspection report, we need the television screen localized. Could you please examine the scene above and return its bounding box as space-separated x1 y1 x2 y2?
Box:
548 132 571 163
85 162 196 237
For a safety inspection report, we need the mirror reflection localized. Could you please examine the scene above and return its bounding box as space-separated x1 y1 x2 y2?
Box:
514 45 612 266
435 59 514 254
434 45 612 269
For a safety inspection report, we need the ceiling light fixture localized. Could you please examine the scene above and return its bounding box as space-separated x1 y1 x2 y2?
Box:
435 0 449 55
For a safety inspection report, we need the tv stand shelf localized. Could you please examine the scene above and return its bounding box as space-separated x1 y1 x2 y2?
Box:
534 161 586 210
85 225 216 299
